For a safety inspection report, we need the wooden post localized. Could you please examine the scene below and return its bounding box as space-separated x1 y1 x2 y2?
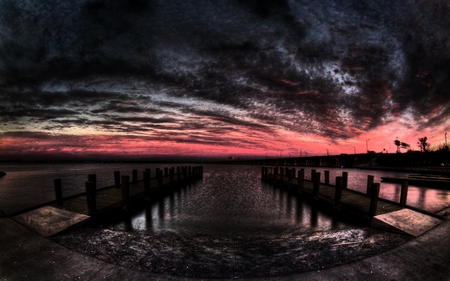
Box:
274 167 279 180
88 174 97 191
188 166 192 177
54 179 63 206
334 176 342 209
342 172 348 189
85 181 97 216
288 168 293 185
169 167 174 184
280 167 284 178
311 169 316 180
132 169 138 184
156 168 161 183
369 183 380 217
400 180 409 207
157 169 163 187
298 169 304 193
143 170 150 198
121 175 130 202
114 171 120 188
324 170 329 185
313 172 321 198
177 167 181 181
366 175 374 195
261 167 265 179
164 167 168 177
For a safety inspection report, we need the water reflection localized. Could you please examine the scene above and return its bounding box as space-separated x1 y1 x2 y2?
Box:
112 165 350 236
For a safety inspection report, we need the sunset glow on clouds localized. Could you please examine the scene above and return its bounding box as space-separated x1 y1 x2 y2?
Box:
0 0 449 160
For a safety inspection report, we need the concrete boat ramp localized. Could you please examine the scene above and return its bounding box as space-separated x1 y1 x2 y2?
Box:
372 208 443 237
12 206 91 238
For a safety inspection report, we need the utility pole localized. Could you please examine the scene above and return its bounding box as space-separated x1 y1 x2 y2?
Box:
366 139 370 152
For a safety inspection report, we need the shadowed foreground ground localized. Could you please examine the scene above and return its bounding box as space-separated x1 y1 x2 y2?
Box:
52 225 410 278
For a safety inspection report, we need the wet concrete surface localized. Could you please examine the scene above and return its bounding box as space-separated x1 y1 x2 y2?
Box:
2 217 450 280
52 224 410 278
12 206 90 237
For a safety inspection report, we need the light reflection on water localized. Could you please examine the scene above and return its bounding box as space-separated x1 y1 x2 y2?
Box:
299 167 450 213
112 165 349 235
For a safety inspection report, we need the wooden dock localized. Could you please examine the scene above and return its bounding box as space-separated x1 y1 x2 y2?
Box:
261 166 443 229
49 166 203 218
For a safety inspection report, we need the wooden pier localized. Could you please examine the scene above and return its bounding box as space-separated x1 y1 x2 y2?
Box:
261 166 443 230
49 166 203 218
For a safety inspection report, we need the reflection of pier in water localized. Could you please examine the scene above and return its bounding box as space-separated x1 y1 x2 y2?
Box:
118 177 342 234
262 166 445 236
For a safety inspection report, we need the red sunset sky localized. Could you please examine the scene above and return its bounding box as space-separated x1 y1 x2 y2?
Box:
0 0 449 161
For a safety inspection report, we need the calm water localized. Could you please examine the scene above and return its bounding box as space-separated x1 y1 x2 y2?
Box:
111 165 348 235
1 163 449 223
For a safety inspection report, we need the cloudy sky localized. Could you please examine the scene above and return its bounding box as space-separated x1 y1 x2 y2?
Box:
0 0 449 160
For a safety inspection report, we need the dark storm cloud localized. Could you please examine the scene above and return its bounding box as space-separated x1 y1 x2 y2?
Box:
1 0 449 140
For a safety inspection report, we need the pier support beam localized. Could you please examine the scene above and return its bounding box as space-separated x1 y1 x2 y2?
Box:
297 169 304 193
114 171 120 188
169 167 174 184
334 176 342 210
369 183 380 218
121 175 130 204
366 175 374 195
324 170 329 185
313 172 321 199
143 170 150 199
85 181 97 216
342 172 348 189
132 169 138 184
400 180 409 208
88 174 97 191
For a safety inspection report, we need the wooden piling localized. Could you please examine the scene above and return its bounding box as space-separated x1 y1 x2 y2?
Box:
288 168 293 185
157 169 163 187
324 170 329 185
400 180 409 208
88 174 97 191
342 172 348 189
369 183 380 217
311 169 316 180
114 171 120 188
169 167 174 184
85 181 97 216
164 167 168 177
177 167 181 181
132 169 138 184
54 179 63 206
298 169 304 193
313 172 321 198
334 176 342 209
121 175 130 202
143 170 150 198
366 175 374 195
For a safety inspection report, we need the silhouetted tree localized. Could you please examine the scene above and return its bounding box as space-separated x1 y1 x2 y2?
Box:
417 137 430 152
